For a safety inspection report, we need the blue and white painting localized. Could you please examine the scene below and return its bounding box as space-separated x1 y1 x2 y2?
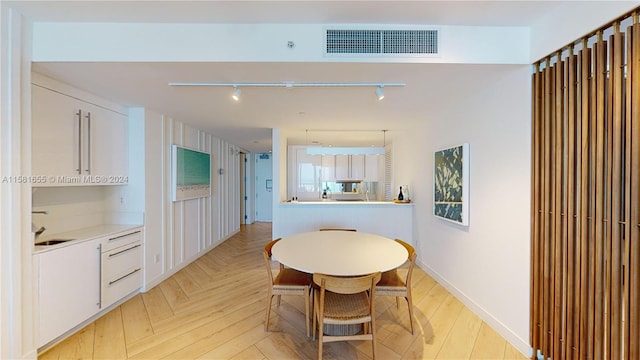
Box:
434 143 469 226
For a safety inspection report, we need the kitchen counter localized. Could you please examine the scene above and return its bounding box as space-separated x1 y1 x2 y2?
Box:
34 224 143 253
275 200 414 245
282 200 413 205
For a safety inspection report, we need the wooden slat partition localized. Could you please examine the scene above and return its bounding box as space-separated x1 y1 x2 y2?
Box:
531 9 640 360
530 63 541 357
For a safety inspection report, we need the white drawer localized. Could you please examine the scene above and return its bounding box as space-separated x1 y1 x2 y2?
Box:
101 266 142 308
101 241 142 308
102 242 141 279
102 229 142 252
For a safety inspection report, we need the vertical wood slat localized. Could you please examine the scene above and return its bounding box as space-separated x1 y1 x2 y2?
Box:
565 50 577 360
629 21 640 360
542 59 553 358
623 20 636 360
609 28 624 360
593 35 607 360
605 31 614 360
567 47 588 360
579 44 592 360
553 52 565 360
587 39 598 359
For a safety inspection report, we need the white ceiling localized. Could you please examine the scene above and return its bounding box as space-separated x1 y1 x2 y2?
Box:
14 1 574 153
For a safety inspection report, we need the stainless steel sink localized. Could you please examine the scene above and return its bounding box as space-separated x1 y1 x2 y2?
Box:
36 239 74 246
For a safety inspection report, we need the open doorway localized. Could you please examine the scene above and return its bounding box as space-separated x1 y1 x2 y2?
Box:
255 153 273 222
240 152 247 224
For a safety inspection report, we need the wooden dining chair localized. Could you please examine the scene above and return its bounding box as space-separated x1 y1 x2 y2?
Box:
375 239 417 334
312 272 382 360
263 238 313 336
318 228 357 232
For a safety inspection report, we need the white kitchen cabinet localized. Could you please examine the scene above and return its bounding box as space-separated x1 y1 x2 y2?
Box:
87 103 129 179
335 154 365 181
37 238 101 347
288 146 322 200
321 155 336 182
32 84 128 185
364 154 381 182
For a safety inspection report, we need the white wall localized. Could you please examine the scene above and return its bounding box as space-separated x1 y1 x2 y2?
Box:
133 108 242 290
31 23 530 65
392 64 531 354
529 1 639 61
0 6 35 359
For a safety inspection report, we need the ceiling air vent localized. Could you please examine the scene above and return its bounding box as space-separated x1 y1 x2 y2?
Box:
325 29 438 56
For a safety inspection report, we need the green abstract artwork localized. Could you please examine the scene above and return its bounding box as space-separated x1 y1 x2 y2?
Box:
434 143 469 225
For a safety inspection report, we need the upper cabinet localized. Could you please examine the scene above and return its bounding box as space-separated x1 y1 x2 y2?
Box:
335 154 365 181
364 154 381 182
321 155 336 182
32 81 128 186
287 146 322 200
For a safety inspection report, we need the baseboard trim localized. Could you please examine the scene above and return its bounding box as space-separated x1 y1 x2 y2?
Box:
418 259 533 358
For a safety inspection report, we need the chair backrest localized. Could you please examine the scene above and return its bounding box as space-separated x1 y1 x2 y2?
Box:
264 238 280 258
263 238 282 285
318 228 357 232
395 239 417 287
313 272 381 295
395 239 415 260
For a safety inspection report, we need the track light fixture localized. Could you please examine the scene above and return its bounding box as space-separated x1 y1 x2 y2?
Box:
169 81 405 101
375 85 385 101
231 86 241 101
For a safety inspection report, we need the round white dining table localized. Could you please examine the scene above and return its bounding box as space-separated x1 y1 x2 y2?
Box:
272 231 408 276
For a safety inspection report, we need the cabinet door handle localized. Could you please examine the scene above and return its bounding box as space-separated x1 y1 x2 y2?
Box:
108 244 141 258
108 268 141 286
76 109 82 174
108 230 142 242
85 112 91 173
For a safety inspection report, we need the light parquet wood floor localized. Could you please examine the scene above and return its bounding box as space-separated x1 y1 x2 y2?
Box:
40 222 528 360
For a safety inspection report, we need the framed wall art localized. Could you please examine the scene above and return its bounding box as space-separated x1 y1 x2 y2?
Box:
171 145 212 201
433 143 469 226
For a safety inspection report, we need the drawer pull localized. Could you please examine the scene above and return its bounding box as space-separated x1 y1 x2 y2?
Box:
108 244 141 258
108 268 141 286
108 230 142 242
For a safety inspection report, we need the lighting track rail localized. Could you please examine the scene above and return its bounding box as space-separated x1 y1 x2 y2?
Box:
168 82 405 88
169 81 404 101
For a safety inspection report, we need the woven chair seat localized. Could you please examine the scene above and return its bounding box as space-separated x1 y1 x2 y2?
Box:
376 269 407 288
321 291 371 323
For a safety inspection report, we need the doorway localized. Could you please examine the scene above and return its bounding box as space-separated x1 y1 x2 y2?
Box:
255 153 273 222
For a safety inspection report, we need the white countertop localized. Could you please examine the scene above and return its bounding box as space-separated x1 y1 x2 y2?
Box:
280 200 413 205
34 224 143 253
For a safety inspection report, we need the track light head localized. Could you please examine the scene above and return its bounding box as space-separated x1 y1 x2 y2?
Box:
232 86 241 101
376 85 385 101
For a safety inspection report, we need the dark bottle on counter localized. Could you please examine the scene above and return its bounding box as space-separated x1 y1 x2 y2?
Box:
398 186 404 201
322 189 327 199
